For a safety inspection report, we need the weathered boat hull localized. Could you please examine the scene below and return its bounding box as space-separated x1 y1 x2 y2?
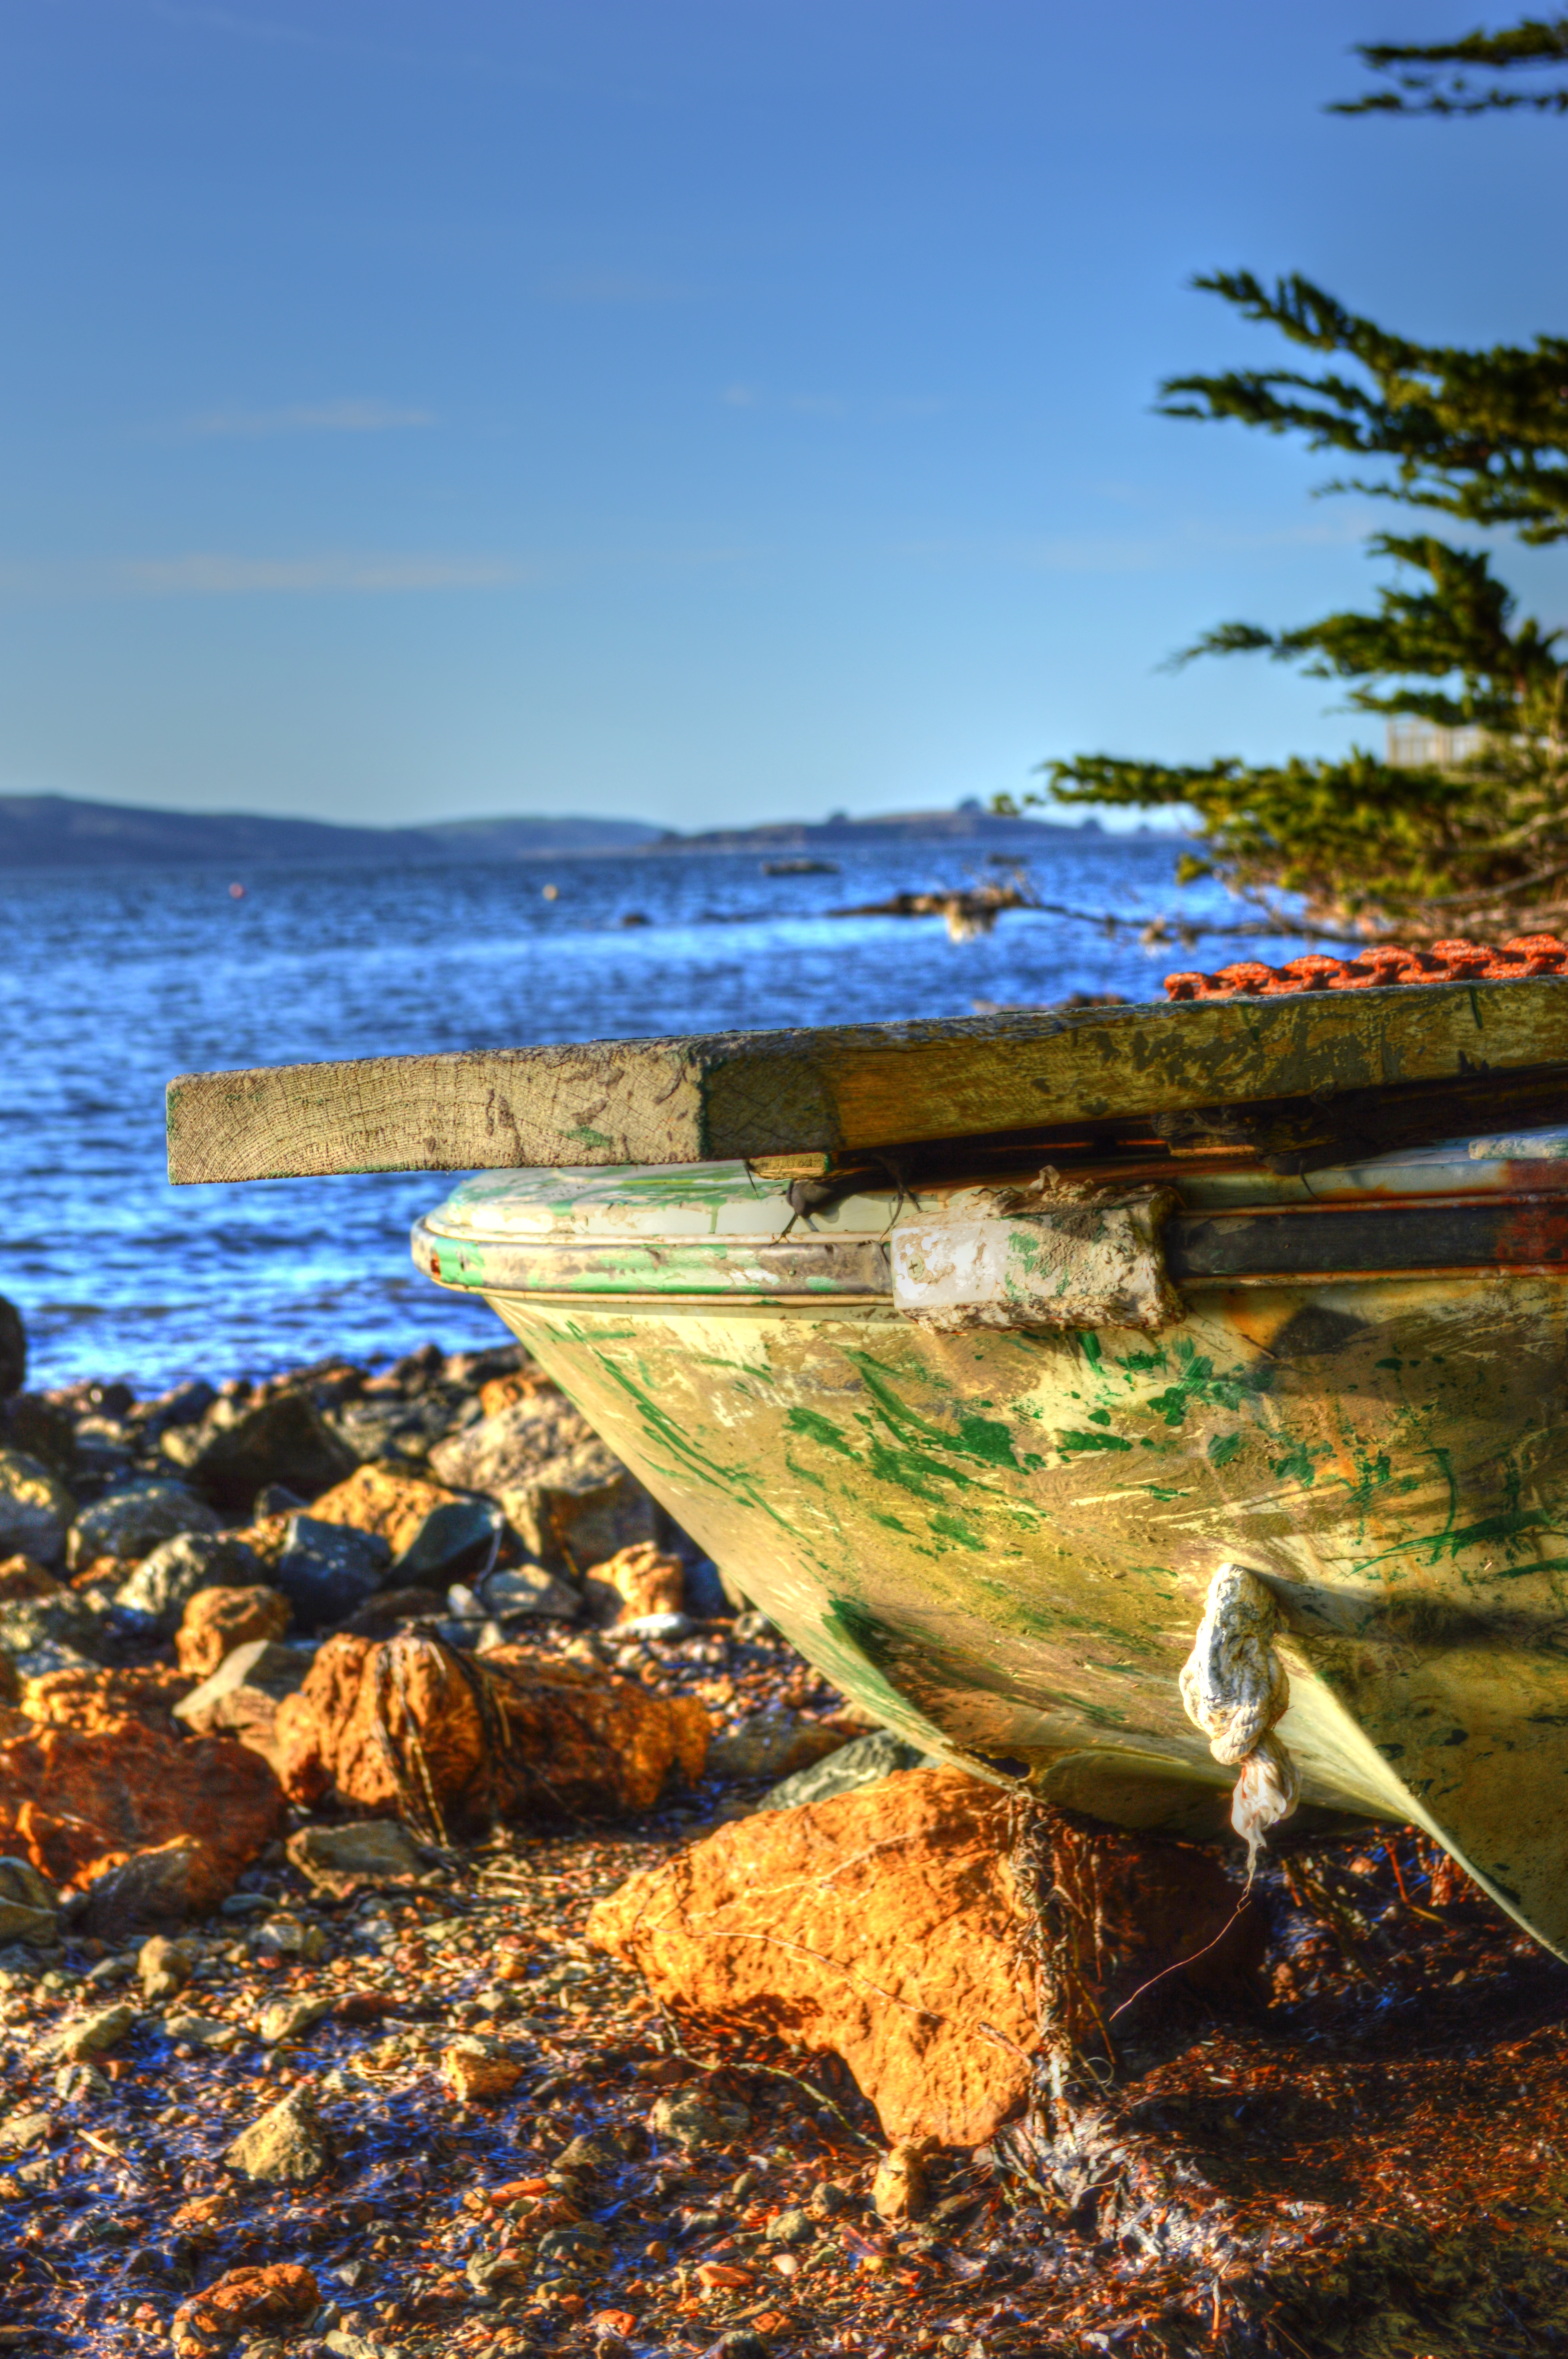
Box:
416 1155 1568 1957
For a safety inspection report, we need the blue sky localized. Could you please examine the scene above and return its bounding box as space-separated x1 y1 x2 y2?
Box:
1 0 1563 832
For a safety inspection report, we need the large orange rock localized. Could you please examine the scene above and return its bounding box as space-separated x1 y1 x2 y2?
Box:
587 1768 1255 2148
171 2263 319 2357
21 1663 194 1737
275 1630 709 1828
590 1767 1032 2146
175 1584 290 1678
478 1370 558 1419
303 1464 464 1557
581 1540 686 1627
481 1644 710 1816
0 1715 285 1893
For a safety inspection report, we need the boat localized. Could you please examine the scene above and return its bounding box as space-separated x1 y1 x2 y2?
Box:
166 945 1568 1957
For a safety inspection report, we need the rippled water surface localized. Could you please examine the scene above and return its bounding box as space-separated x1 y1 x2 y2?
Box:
1 833 1312 1389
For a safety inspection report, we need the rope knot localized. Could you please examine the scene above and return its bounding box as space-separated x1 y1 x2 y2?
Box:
1179 1564 1299 1871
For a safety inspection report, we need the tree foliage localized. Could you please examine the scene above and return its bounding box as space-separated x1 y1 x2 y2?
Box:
1004 20 1568 943
1158 272 1568 545
1332 13 1568 116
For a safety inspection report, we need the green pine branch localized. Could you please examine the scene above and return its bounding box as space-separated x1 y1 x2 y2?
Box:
1157 273 1568 544
1332 14 1568 116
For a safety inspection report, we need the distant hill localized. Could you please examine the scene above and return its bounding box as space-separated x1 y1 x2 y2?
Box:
0 795 664 868
0 791 1086 869
656 804 1090 854
421 814 664 856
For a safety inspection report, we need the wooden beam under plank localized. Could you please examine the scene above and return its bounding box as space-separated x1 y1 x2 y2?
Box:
165 978 1568 1182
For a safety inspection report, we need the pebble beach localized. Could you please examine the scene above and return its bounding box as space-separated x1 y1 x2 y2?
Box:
4 1324 1568 2359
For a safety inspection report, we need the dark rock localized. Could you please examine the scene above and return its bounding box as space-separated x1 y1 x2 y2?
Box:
114 1531 262 1636
391 1496 505 1584
274 1515 391 1629
759 1727 934 1812
0 1450 75 1567
162 1391 358 1512
336 1583 449 1638
330 1388 470 1463
683 1558 731 1619
0 1585 103 1674
0 1395 74 1478
253 1482 307 1519
0 1299 24 1399
140 1379 218 1441
79 1837 240 1941
71 1483 220 1576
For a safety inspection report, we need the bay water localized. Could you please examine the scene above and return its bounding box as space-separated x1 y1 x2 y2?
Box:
0 829 1311 1391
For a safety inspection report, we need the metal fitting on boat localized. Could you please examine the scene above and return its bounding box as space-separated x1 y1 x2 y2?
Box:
1179 1565 1300 1871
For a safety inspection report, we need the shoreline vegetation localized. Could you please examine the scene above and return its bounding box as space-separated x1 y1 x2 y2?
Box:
4 1314 1568 2355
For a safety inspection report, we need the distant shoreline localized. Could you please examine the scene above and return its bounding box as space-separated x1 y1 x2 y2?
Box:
0 789 1129 870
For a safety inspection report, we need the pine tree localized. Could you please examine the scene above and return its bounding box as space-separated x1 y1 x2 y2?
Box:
1331 15 1568 116
1008 19 1568 943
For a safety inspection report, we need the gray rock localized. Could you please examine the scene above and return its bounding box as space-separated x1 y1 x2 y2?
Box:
55 2061 109 2102
225 2084 331 2183
42 2003 137 2064
285 1819 429 1895
163 1390 357 1512
759 1727 936 1812
275 1514 391 1628
392 1496 505 1583
172 1639 308 1733
331 1388 468 1464
113 1529 261 1634
0 1586 103 1664
428 1394 658 1570
137 1935 194 2003
647 2086 750 2150
477 1563 580 1620
708 1707 850 1785
0 1297 24 1398
163 2009 243 2052
0 1858 59 1947
80 1839 216 1943
0 2109 52 2152
6 1640 95 1681
72 1482 220 1576
765 2205 813 2245
142 1379 217 1439
256 1993 334 2046
0 1449 75 1566
323 2331 385 2359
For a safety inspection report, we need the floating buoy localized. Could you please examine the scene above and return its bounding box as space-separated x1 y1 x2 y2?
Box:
229 882 246 900
541 883 559 901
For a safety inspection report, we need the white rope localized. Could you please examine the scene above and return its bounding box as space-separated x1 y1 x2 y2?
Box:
1179 1564 1300 1872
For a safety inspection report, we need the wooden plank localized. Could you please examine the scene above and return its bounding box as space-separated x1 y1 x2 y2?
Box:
165 978 1568 1183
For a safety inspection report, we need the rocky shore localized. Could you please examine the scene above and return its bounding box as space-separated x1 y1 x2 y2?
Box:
2 1317 1568 2358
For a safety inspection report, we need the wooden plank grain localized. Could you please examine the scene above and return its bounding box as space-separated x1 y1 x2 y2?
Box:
166 977 1568 1182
